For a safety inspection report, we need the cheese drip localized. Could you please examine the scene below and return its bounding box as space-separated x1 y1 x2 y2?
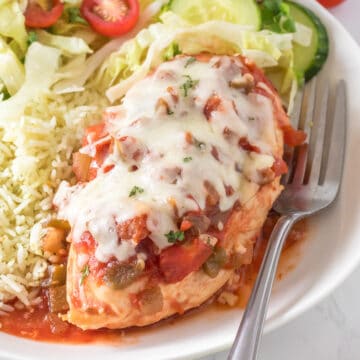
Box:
54 55 278 263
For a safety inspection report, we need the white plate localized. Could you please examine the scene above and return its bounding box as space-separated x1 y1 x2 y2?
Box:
1 1 360 359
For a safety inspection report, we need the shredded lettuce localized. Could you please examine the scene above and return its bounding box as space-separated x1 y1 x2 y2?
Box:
99 11 297 105
0 38 25 96
35 30 93 56
0 0 28 54
53 0 168 94
50 19 92 37
163 42 181 61
0 43 61 126
0 0 302 112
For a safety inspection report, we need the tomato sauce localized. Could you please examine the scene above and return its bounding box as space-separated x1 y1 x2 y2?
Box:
0 213 307 343
0 294 123 343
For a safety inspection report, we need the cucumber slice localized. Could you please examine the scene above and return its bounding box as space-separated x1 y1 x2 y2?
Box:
169 0 261 30
286 1 329 81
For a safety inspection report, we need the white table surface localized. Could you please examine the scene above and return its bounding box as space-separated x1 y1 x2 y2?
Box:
203 1 360 359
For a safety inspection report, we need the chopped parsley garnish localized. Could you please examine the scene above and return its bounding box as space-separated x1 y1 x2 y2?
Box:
27 31 37 46
165 230 185 243
180 75 199 97
80 264 89 285
67 7 88 24
129 186 144 197
163 42 182 61
183 156 193 163
185 57 196 68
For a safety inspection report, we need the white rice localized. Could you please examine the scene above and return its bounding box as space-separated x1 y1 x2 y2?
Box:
0 88 109 311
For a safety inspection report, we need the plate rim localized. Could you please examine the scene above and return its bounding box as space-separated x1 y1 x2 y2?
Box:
1 1 360 359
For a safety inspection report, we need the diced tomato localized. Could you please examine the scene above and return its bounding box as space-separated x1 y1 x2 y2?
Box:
180 220 193 232
83 122 107 146
203 95 222 121
282 125 307 147
94 138 112 166
24 0 64 28
238 137 261 153
117 215 149 243
74 231 96 253
72 152 92 182
159 238 212 283
103 164 115 173
272 157 288 177
80 0 140 37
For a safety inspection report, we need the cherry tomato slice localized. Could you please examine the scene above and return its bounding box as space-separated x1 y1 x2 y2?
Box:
81 0 140 37
317 0 345 8
24 0 64 28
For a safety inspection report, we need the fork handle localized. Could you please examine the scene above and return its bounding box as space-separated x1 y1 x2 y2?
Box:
227 214 302 360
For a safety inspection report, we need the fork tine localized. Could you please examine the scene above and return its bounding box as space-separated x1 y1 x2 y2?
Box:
274 80 346 216
320 80 347 191
290 84 305 129
306 80 330 185
282 85 304 185
288 77 317 184
292 143 308 185
300 77 318 137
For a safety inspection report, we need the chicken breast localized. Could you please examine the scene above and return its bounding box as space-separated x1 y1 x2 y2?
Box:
54 54 302 330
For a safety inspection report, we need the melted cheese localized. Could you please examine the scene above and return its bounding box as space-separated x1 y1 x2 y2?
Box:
54 55 278 263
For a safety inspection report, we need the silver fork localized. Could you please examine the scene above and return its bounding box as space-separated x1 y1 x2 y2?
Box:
228 78 347 360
